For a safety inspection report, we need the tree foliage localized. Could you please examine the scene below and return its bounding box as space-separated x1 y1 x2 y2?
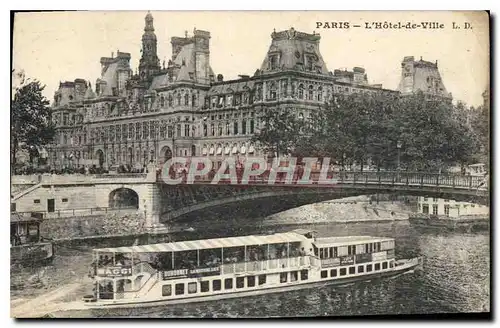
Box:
252 90 483 172
11 74 55 166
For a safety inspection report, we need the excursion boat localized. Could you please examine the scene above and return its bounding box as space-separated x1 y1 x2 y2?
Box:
83 229 422 308
10 212 54 265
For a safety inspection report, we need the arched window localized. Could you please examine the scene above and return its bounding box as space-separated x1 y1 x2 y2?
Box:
192 94 197 107
203 124 207 137
317 86 323 102
218 123 223 136
234 121 239 135
226 122 230 135
184 93 189 106
184 124 190 137
269 82 277 100
250 119 255 134
308 85 314 100
177 93 181 106
176 124 181 137
211 123 215 136
160 96 165 107
298 84 304 99
168 94 173 107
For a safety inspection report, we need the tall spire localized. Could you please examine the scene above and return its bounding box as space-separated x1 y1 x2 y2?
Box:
145 11 154 32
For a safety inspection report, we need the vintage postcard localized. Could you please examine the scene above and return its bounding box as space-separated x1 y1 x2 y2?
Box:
10 10 490 319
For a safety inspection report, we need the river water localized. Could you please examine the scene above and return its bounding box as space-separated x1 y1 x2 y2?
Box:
18 216 490 318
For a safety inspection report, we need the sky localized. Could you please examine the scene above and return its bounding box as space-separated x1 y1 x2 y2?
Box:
12 11 489 107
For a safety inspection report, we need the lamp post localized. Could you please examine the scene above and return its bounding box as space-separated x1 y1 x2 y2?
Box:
396 140 402 182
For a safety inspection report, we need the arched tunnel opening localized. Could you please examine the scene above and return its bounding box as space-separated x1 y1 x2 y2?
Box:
109 188 139 209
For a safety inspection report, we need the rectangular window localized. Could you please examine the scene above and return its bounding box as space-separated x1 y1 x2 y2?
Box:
366 264 373 272
162 285 172 296
175 283 184 295
247 276 256 287
382 262 388 270
236 277 245 289
321 270 328 279
375 263 381 271
188 282 197 294
212 280 221 291
34 199 40 204
280 272 288 283
200 281 209 293
339 268 347 276
358 265 364 273
422 204 429 214
258 275 266 285
300 270 308 281
62 198 68 203
330 269 337 277
390 261 394 268
349 266 355 275
432 205 438 215
290 271 298 282
444 205 450 217
11 203 16 212
224 278 233 290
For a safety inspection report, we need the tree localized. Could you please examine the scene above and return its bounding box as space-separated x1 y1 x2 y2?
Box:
251 108 305 160
11 71 55 167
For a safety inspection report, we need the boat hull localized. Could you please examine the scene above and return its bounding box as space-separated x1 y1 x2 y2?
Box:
83 257 421 310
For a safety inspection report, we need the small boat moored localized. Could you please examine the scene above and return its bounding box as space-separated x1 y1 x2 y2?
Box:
83 229 423 309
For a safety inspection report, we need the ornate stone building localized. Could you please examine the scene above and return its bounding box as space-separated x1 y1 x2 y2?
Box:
48 12 450 171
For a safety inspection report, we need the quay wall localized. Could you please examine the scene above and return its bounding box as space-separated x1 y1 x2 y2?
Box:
40 211 147 240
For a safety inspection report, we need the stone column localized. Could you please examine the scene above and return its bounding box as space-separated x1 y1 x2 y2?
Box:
142 183 170 234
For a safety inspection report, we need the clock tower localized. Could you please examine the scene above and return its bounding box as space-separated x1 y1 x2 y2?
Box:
138 11 160 81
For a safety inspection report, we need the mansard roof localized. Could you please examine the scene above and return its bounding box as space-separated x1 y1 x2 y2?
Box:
258 28 329 76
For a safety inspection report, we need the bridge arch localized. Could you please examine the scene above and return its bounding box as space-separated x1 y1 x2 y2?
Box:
109 188 139 209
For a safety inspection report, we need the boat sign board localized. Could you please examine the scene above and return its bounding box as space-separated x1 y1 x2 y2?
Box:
321 258 340 268
162 266 221 280
372 251 387 262
340 255 355 266
355 253 372 264
97 266 132 277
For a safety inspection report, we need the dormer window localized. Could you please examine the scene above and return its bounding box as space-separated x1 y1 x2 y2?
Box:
269 55 278 70
298 84 304 99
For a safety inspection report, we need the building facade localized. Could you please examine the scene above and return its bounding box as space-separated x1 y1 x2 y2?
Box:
416 196 489 218
48 13 451 171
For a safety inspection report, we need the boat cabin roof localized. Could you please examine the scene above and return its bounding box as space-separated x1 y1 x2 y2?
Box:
313 236 393 248
11 212 43 224
94 231 308 254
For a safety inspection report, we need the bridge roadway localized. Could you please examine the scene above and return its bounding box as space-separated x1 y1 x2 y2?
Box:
11 169 489 230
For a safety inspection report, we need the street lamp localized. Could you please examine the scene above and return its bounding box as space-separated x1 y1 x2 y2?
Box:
396 140 402 182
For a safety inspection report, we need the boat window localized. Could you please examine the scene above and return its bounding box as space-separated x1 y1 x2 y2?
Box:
201 281 209 292
300 270 308 281
236 277 245 289
280 272 288 283
367 264 373 272
319 248 324 259
329 247 334 258
321 270 328 279
330 269 337 277
365 244 369 253
290 271 298 282
369 243 373 253
258 275 267 285
339 268 347 276
188 282 197 294
175 283 184 295
34 199 40 204
349 266 355 275
358 265 364 273
375 263 381 271
382 261 388 270
333 247 338 257
213 279 221 291
62 198 68 203
247 276 256 287
224 278 233 290
162 284 172 296
389 261 394 268
376 242 381 252
313 246 318 257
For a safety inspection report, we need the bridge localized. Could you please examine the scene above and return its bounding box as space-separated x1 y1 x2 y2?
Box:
11 167 489 232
